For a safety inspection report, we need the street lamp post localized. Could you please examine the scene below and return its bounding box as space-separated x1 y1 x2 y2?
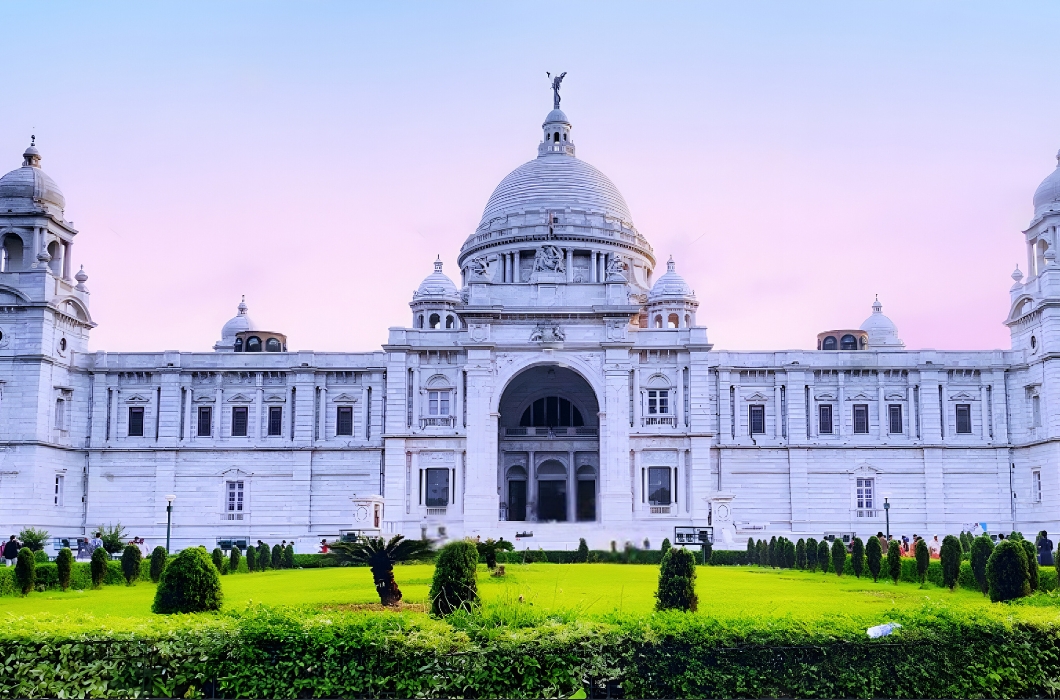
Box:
165 494 176 552
883 497 891 539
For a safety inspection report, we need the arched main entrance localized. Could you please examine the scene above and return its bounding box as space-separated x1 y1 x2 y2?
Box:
497 365 600 523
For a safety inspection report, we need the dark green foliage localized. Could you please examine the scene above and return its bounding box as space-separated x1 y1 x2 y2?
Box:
707 550 747 565
229 546 242 573
831 539 846 576
211 548 224 573
329 535 433 606
756 540 767 567
476 538 514 569
971 534 994 594
768 536 777 567
121 544 142 585
246 545 257 572
1010 531 1024 541
430 540 479 617
153 547 223 614
98 523 127 555
55 547 73 591
987 539 1030 602
806 537 818 572
577 538 590 563
941 535 962 590
257 542 270 570
33 549 48 564
850 537 864 578
17 527 48 552
90 546 108 589
284 544 295 569
271 544 282 569
1021 539 1039 592
817 540 830 575
660 538 671 556
795 539 806 569
656 546 698 612
960 531 972 553
746 538 756 565
887 539 902 583
866 535 882 582
14 548 34 595
785 539 795 568
915 538 930 583
149 546 167 583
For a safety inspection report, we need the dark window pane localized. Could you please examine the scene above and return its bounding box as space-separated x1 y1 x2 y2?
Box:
956 404 972 434
128 407 144 437
546 396 558 426
840 334 858 350
853 404 869 434
576 479 596 521
425 468 449 507
336 406 353 436
749 405 765 434
520 406 532 426
533 398 545 427
822 336 837 350
889 404 902 434
508 480 526 521
648 467 671 505
197 407 212 437
268 406 283 436
231 406 248 437
819 404 833 434
559 398 570 426
246 337 261 352
265 338 281 352
573 406 584 426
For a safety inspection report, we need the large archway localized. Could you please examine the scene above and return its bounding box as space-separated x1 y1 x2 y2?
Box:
497 365 600 523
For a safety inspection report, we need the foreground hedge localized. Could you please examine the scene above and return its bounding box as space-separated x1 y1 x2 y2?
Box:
1 605 1058 698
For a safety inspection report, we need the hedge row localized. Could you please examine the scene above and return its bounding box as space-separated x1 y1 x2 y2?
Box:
0 606 1057 698
0 558 153 595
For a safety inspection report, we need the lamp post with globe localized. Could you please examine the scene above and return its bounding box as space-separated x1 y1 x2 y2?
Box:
883 494 892 539
165 494 176 552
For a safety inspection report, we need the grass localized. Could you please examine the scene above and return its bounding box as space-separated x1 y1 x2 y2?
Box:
3 563 1060 625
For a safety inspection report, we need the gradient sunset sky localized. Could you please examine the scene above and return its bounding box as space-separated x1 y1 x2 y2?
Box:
1 2 1057 352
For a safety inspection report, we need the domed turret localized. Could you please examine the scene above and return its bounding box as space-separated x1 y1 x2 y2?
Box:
859 297 904 349
410 257 461 330
1033 149 1060 220
645 257 698 329
0 137 66 216
214 296 258 351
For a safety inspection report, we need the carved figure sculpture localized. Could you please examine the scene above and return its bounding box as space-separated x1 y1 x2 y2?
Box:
467 255 494 280
547 71 567 109
533 245 565 273
605 255 628 281
529 322 565 343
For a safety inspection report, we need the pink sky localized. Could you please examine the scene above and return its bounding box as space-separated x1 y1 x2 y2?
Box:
1 3 1056 353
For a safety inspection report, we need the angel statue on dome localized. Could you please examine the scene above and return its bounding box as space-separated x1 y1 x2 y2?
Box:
547 71 566 109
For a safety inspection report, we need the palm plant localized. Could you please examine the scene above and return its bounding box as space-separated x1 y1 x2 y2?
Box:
328 535 432 606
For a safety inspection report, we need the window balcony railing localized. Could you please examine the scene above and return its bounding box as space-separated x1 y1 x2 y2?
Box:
426 507 447 516
643 415 675 427
649 505 672 515
421 416 455 428
503 427 598 437
855 509 879 518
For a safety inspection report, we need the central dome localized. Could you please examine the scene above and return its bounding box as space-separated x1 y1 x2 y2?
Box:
478 156 633 230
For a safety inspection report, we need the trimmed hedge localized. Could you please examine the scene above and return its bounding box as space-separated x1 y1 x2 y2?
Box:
0 607 1057 698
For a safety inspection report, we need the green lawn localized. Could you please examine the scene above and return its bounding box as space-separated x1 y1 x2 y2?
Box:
4 563 1059 624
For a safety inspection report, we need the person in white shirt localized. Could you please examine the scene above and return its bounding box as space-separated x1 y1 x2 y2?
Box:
928 535 941 558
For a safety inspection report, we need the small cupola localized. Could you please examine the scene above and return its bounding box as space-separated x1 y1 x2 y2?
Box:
645 256 698 329
410 256 462 330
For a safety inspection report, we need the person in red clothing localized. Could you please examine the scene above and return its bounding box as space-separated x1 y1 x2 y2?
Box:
318 538 329 554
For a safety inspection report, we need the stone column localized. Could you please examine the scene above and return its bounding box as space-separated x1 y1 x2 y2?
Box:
600 348 634 524
318 385 327 442
590 252 597 283
565 248 573 283
837 374 845 438
463 348 499 533
215 387 223 439
513 251 520 283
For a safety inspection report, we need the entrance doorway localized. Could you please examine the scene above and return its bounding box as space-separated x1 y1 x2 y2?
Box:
506 466 527 521
576 465 596 521
537 460 567 522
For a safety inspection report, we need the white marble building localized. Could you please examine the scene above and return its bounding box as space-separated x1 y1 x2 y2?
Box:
2 96 1059 552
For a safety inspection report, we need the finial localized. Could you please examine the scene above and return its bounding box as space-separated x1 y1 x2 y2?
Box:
872 296 882 313
30 135 35 147
548 71 567 110
1012 265 1024 283
666 255 675 273
238 295 247 315
434 255 443 273
75 265 89 292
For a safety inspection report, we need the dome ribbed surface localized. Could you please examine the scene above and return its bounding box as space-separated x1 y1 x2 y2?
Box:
0 165 65 212
478 155 633 230
1033 160 1060 219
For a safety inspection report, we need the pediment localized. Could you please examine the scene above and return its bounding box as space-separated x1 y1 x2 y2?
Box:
124 394 150 404
847 392 874 402
226 393 253 403
849 463 881 474
331 393 359 402
884 392 906 401
743 392 770 402
949 391 979 401
814 392 836 401
264 394 286 403
192 393 215 403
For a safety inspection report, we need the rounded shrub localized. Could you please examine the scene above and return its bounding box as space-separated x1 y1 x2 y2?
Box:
211 547 224 573
806 537 818 572
257 542 270 570
246 545 257 572
831 539 846 576
887 539 902 584
152 547 223 614
915 538 930 583
56 546 73 591
90 546 108 589
284 544 295 569
851 537 865 578
1021 539 1039 592
987 539 1030 602
149 545 167 583
121 543 143 585
795 539 806 569
660 538 671 557
229 546 242 574
817 540 830 575
33 549 49 564
940 535 962 590
14 547 35 596
971 534 994 594
656 546 698 612
429 540 479 617
866 535 882 582
271 543 282 569
577 538 589 563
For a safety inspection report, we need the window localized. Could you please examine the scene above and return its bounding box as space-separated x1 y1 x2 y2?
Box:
955 404 972 434
226 480 244 520
425 468 449 507
819 404 833 434
0 246 7 272
1033 470 1043 503
429 313 440 329
1032 395 1042 427
231 406 248 437
647 467 671 505
667 313 679 329
519 397 585 427
853 404 869 434
647 390 669 415
245 336 261 352
856 477 874 514
840 334 858 350
822 335 837 350
265 338 282 352
268 406 283 436
336 406 353 436
888 404 902 434
428 390 450 416
54 475 64 507
128 407 144 437
749 405 765 434
233 338 243 352
197 406 212 437
54 398 65 431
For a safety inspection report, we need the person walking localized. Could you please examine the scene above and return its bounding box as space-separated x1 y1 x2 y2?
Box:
929 535 941 559
2 535 19 566
1038 531 1054 567
90 531 104 554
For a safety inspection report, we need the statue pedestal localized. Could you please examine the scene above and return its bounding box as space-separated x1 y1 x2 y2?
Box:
532 272 565 284
709 492 736 545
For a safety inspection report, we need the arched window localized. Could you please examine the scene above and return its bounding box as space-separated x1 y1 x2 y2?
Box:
562 133 566 141
0 233 22 272
265 338 282 352
246 336 262 352
417 314 424 329
822 336 837 350
446 315 455 329
654 315 663 328
553 132 560 143
47 240 61 275
234 338 243 352
667 313 679 329
519 397 585 427
840 334 858 350
429 313 441 329
685 314 691 327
